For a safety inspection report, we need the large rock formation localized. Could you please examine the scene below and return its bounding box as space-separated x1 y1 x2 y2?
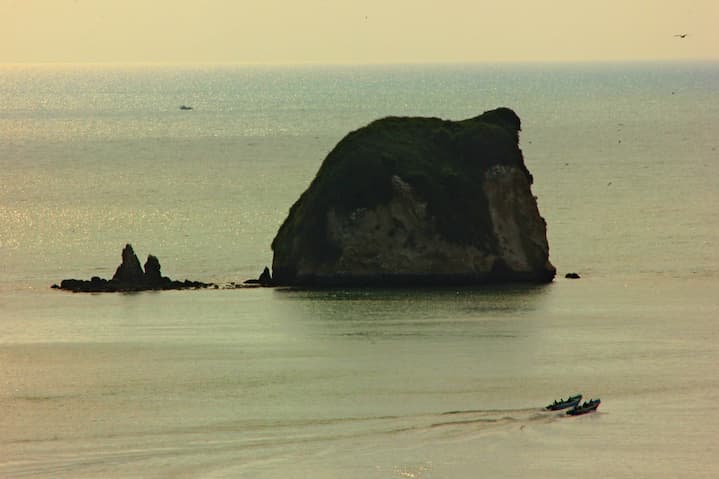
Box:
271 107 555 286
54 244 213 292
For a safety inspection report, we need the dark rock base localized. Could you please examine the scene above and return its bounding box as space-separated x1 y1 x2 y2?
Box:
272 271 556 288
54 277 213 293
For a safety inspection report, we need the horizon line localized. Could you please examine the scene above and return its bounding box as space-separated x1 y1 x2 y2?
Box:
2 57 718 68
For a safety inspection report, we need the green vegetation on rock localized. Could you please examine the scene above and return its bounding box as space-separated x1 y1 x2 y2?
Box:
272 107 544 284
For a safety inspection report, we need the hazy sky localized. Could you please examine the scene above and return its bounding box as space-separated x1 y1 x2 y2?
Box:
3 0 717 63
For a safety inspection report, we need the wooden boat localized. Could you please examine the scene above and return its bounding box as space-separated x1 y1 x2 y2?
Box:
566 398 601 416
545 394 582 411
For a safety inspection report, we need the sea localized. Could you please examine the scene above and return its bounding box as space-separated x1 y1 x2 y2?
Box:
1 61 718 478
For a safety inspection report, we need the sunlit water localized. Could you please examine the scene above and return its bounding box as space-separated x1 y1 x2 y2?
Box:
1 62 718 477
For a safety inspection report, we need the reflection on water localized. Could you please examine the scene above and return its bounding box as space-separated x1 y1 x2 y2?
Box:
269 284 552 342
274 283 552 316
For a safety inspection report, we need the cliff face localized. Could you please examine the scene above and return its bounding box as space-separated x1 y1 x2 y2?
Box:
271 107 555 286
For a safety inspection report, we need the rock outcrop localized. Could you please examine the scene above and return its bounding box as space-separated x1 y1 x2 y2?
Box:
143 254 164 284
54 244 213 292
112 244 145 283
271 107 555 286
243 266 273 287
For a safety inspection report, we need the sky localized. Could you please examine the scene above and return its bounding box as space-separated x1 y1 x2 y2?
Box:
2 0 717 64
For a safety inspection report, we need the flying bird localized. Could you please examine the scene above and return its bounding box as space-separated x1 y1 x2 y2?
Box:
674 33 688 38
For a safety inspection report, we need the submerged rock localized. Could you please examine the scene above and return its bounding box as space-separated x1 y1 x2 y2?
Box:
271 107 555 286
55 244 213 292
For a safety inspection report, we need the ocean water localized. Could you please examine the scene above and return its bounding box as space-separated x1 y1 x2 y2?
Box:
1 62 718 477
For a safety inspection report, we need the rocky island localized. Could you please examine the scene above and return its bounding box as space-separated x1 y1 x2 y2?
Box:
271 107 555 286
53 244 213 292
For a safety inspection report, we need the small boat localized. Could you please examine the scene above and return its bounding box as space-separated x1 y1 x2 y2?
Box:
179 105 193 110
545 394 582 411
566 398 601 416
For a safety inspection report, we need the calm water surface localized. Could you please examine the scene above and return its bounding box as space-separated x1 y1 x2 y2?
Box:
1 62 718 477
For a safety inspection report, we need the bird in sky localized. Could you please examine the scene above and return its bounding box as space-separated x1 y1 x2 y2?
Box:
674 33 688 38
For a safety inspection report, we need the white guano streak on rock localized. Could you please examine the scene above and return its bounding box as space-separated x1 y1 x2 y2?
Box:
482 165 543 272
323 175 495 275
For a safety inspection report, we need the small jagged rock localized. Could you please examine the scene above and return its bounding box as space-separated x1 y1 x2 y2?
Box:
144 254 167 285
565 272 581 279
243 266 273 287
54 244 213 292
258 266 272 285
112 244 144 283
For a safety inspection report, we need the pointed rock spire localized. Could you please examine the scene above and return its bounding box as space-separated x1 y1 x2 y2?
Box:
112 244 144 283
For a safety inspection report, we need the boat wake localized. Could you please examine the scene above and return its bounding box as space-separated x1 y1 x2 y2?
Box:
1 405 565 478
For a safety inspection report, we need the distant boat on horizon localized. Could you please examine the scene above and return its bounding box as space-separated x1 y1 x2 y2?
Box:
179 105 193 111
